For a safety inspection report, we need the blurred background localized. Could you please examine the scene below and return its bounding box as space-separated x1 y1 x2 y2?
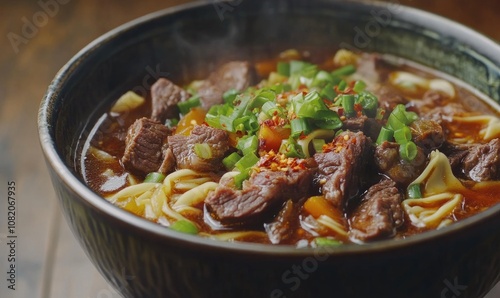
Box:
0 0 498 297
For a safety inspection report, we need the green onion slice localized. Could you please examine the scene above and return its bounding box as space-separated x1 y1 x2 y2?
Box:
331 64 356 77
194 143 213 159
399 141 418 161
235 153 259 172
222 152 242 170
144 172 166 183
407 183 423 199
170 220 199 235
376 127 394 145
314 237 342 247
394 126 412 144
290 118 312 138
178 95 201 115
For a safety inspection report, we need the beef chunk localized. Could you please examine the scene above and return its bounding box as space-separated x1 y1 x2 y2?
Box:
198 61 254 109
417 90 468 123
205 159 317 224
374 141 427 185
151 78 190 123
122 118 170 176
343 116 382 141
158 147 175 174
356 53 392 83
349 179 404 242
314 131 371 209
167 125 230 172
410 119 445 153
444 139 500 182
369 85 408 113
343 116 368 132
264 200 296 244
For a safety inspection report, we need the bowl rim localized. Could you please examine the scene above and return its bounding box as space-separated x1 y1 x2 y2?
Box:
38 0 500 256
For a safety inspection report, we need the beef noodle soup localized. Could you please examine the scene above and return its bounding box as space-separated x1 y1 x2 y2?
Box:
80 49 500 246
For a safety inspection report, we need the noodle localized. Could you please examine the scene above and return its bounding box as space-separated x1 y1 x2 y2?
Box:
403 193 463 228
200 231 268 241
107 182 159 204
173 182 218 208
149 185 167 219
161 197 189 222
105 168 217 224
316 215 348 237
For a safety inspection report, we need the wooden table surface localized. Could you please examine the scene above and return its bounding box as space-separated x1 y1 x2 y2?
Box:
0 1 498 297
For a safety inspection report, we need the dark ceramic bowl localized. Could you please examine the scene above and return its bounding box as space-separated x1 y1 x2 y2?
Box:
39 1 500 297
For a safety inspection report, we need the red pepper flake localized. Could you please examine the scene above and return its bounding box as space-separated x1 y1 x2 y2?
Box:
354 103 363 112
256 151 307 172
338 108 344 117
334 86 355 95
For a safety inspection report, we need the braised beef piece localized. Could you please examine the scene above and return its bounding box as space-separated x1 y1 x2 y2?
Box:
356 53 392 83
363 118 383 141
158 147 175 175
205 159 317 224
198 61 255 109
417 90 468 123
369 85 408 113
343 116 382 141
349 179 404 242
443 139 500 182
343 115 367 132
410 119 445 153
167 125 230 172
121 117 171 176
150 78 190 123
314 131 371 209
374 141 427 185
264 200 296 244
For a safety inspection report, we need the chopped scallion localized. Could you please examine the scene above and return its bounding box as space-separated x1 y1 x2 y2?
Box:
314 237 342 247
178 95 201 115
237 135 259 156
277 61 290 77
399 141 418 161
290 118 312 138
311 110 343 130
279 138 305 158
376 127 394 145
312 139 326 153
394 126 412 144
337 80 347 91
170 220 199 235
144 172 166 183
235 152 259 172
194 143 213 159
331 64 356 77
222 152 242 170
341 94 356 118
234 169 251 189
320 83 337 101
353 80 367 93
356 91 378 117
223 89 239 104
408 183 423 199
